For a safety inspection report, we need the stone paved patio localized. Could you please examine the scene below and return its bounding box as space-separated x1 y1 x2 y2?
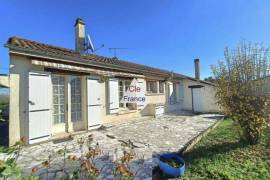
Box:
4 112 222 179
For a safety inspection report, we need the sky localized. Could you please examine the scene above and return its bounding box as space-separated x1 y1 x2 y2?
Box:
1 0 270 79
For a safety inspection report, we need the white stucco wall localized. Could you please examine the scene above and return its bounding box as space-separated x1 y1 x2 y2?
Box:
8 55 171 144
182 79 220 112
8 54 219 145
200 85 220 112
9 55 31 145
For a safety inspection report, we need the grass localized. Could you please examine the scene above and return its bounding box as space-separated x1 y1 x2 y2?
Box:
181 119 270 180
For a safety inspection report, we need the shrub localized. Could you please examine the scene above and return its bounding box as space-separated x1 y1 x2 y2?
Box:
212 41 270 144
0 138 26 180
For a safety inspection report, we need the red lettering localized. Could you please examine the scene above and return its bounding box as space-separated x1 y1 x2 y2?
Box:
127 85 141 92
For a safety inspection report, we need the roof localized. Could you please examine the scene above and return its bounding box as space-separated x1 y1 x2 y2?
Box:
5 36 215 86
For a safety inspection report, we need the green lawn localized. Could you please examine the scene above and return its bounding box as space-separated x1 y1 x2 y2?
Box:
182 119 270 180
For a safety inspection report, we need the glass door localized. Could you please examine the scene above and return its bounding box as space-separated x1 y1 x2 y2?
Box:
51 74 66 134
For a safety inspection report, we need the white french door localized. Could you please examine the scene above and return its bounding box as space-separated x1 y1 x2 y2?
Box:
51 74 67 134
87 78 102 128
28 72 52 144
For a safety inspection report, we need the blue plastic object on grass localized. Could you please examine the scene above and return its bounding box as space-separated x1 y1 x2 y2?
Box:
158 153 185 177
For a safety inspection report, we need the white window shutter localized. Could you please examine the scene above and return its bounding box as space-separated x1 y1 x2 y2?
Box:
108 78 119 114
28 71 52 144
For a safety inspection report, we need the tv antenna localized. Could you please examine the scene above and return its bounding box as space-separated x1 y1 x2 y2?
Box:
108 48 128 58
85 33 104 53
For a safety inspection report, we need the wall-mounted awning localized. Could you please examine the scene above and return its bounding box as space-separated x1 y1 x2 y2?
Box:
188 85 204 88
31 59 144 78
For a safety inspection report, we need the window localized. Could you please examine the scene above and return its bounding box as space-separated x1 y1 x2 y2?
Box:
146 81 157 93
52 75 65 124
159 81 165 93
71 76 81 122
119 79 136 110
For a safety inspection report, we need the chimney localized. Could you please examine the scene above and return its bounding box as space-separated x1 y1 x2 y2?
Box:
74 18 85 53
194 58 200 80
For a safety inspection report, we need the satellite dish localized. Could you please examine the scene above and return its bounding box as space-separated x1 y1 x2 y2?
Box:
87 34 95 52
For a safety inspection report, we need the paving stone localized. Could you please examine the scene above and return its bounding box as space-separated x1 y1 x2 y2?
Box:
3 112 222 179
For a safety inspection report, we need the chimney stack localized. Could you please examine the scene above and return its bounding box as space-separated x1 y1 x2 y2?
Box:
194 58 200 80
74 18 85 53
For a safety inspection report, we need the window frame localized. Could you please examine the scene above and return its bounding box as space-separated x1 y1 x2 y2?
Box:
146 80 158 94
52 74 66 125
70 76 82 122
159 81 165 94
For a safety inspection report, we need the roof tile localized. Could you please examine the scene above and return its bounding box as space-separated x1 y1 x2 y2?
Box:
5 36 214 85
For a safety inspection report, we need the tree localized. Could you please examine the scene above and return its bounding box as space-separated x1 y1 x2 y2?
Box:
212 41 270 144
204 76 216 83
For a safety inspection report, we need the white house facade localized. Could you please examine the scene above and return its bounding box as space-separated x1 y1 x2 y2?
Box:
5 19 219 145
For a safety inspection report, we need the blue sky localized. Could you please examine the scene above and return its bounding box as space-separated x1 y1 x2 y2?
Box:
1 0 270 79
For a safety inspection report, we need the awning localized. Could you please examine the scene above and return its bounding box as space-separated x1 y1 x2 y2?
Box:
31 59 144 78
188 85 204 88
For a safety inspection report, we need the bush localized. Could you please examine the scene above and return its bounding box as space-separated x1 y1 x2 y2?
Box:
0 138 26 180
212 41 270 144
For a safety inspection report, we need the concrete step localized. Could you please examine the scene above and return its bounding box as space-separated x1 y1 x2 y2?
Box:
51 132 73 144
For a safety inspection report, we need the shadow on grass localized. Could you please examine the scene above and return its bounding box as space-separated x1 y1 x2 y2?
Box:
151 141 249 179
153 141 249 179
201 115 224 120
183 140 249 163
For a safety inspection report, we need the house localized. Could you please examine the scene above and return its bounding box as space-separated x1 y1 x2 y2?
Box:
0 74 9 88
4 18 219 145
259 76 270 93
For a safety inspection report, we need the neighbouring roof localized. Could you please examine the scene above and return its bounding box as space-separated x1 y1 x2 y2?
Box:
5 36 214 86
